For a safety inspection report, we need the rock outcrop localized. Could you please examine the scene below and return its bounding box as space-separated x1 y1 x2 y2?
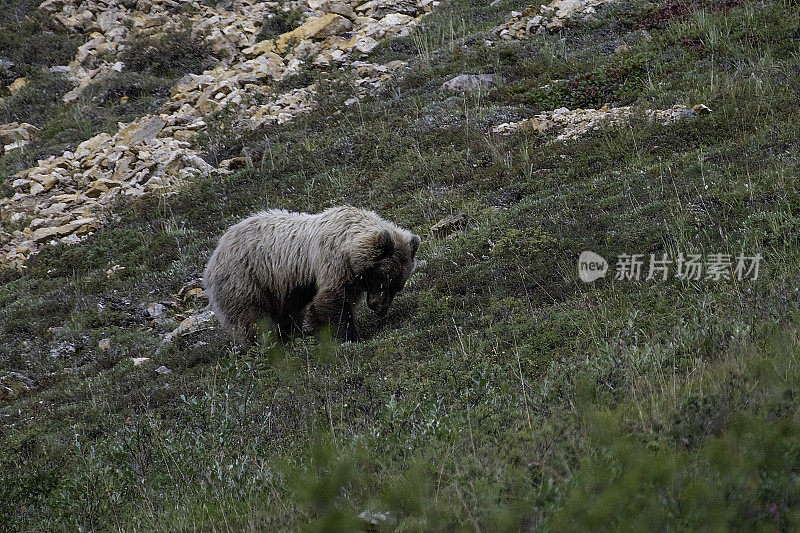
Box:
492 104 711 140
1 0 438 267
0 122 40 154
495 0 612 39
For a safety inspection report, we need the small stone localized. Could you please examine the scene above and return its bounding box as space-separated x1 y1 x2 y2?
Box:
218 157 249 171
106 264 125 277
0 372 33 401
692 104 712 115
378 13 416 35
352 36 379 54
155 365 172 375
85 180 109 198
132 357 150 366
37 175 60 192
184 288 205 300
242 39 277 58
98 338 111 351
50 340 76 358
4 140 28 153
328 2 357 20
29 218 47 230
31 217 98 243
146 302 168 319
359 510 393 526
173 130 197 142
159 309 216 352
172 310 214 337
39 202 67 216
430 213 468 238
74 133 113 159
8 77 26 96
442 74 497 93
62 86 83 105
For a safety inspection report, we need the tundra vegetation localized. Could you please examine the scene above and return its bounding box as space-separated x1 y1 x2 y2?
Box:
1 0 800 530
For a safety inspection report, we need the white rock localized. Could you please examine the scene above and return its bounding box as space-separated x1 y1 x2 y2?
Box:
441 74 497 92
146 302 168 318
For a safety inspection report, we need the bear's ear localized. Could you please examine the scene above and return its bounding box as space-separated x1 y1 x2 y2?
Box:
370 229 394 262
409 234 421 258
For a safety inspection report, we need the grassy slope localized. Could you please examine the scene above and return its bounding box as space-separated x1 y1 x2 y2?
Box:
2 0 800 530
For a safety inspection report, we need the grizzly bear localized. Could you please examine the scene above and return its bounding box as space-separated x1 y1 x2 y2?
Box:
203 206 421 346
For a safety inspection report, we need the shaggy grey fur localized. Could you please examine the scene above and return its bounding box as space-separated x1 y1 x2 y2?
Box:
204 206 421 346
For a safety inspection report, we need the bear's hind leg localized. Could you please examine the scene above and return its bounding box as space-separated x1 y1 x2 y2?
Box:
305 288 360 342
230 304 269 349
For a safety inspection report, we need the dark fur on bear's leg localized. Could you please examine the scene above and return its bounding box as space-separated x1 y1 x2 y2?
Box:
230 307 262 350
274 317 303 342
306 289 360 342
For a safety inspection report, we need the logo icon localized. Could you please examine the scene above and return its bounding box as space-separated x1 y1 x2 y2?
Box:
578 251 608 283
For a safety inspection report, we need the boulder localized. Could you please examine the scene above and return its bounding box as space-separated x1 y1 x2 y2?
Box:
74 133 113 160
8 77 26 95
275 14 353 51
430 213 468 238
118 116 166 146
146 302 168 319
159 309 216 351
0 122 40 146
356 0 419 17
442 74 497 92
0 372 33 401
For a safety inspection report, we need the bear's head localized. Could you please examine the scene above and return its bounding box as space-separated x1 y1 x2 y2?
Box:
363 229 421 317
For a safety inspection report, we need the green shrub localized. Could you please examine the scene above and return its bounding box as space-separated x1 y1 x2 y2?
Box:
85 71 172 108
552 329 800 531
0 4 78 87
0 69 71 126
119 23 215 79
257 8 303 42
508 52 650 110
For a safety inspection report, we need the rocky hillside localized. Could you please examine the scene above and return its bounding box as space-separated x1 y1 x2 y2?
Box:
0 0 434 266
2 0 800 529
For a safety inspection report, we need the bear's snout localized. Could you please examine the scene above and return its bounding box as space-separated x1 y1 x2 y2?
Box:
367 293 391 317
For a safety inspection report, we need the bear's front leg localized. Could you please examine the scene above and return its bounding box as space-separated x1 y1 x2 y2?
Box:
306 288 360 342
